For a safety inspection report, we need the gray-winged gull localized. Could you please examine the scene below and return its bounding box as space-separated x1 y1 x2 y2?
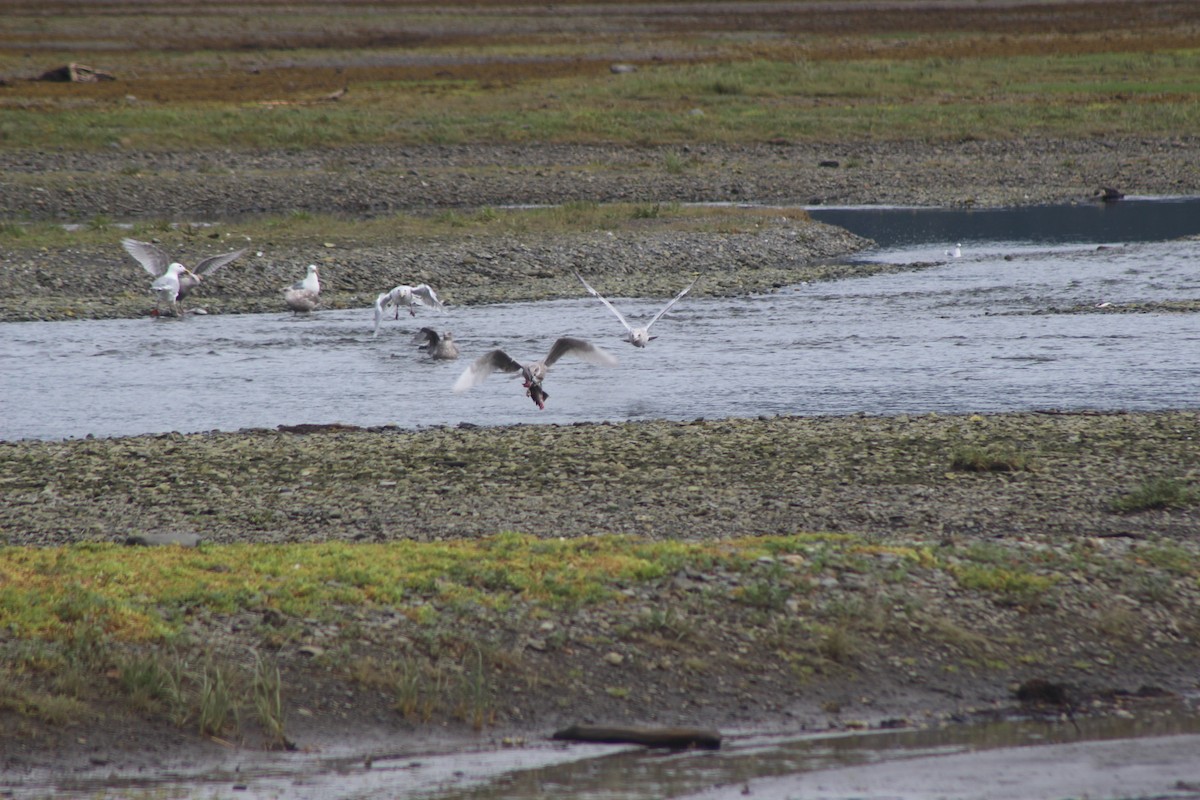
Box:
452 336 617 409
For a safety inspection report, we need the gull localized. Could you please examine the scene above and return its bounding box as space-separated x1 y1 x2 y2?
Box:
945 243 962 258
452 336 617 410
575 272 697 347
412 327 460 360
284 264 320 313
149 263 198 317
121 237 247 315
372 284 445 337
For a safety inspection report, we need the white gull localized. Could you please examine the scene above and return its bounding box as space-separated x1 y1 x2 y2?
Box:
121 237 247 316
575 272 697 347
373 284 445 337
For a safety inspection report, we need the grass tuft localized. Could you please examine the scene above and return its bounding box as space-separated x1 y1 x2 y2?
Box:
950 445 1032 472
1108 477 1197 513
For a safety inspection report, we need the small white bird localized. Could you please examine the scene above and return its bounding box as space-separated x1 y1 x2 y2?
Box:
121 237 247 315
284 265 321 313
373 284 445 337
575 272 697 347
412 327 460 360
452 336 617 410
946 243 962 258
149 263 198 317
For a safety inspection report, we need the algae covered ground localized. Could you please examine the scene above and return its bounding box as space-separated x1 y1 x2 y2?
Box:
2 411 1199 767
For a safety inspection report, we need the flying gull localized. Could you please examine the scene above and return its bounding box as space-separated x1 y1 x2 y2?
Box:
575 272 697 347
452 336 617 409
373 284 445 337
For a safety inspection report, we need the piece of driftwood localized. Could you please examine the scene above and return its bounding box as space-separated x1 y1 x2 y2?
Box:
552 725 721 750
38 63 115 83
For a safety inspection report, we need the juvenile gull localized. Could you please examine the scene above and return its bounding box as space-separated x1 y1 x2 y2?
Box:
284 264 321 313
575 272 697 347
121 237 247 315
412 327 460 360
452 336 617 410
373 284 445 337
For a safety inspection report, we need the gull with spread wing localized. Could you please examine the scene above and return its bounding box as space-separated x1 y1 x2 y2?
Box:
373 284 445 337
575 272 697 347
452 336 617 410
412 327 460 360
122 237 247 316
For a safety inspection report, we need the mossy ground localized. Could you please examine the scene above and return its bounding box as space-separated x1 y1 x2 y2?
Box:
2 412 1198 758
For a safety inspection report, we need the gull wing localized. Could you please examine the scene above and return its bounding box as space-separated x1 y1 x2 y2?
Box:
411 284 445 311
575 272 633 334
412 327 440 347
453 349 523 392
644 277 697 331
543 336 618 369
192 248 248 277
122 238 170 277
372 293 389 337
284 289 319 312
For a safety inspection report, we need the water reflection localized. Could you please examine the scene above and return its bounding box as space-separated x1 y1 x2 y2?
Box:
427 709 1200 800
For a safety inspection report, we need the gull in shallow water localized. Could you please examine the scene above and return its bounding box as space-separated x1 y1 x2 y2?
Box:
284 264 321 313
945 243 962 258
452 336 617 410
372 284 445 337
412 327 460 360
575 272 697 347
121 237 247 315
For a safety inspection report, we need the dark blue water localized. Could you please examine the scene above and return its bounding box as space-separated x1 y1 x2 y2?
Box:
809 196 1200 248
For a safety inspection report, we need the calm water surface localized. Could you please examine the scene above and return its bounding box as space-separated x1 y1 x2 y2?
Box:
1 202 1198 441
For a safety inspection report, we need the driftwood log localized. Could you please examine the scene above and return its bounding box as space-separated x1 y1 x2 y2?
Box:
552 725 721 750
37 63 115 83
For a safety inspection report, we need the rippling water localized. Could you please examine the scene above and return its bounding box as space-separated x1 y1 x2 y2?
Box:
2 220 1198 441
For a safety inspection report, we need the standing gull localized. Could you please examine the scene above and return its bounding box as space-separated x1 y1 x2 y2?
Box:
284 264 321 313
452 336 617 410
412 327 460 360
149 263 198 318
373 284 445 337
121 237 247 315
575 272 697 347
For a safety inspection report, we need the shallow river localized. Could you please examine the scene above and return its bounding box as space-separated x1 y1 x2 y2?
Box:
2 199 1199 442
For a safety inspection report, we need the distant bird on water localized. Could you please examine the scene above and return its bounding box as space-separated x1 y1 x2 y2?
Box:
284 264 321 313
121 237 247 316
412 327 459 360
372 283 445 337
452 336 617 410
945 243 962 258
575 272 697 348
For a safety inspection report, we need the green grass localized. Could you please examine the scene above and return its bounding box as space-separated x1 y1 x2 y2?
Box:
1109 477 1198 513
950 444 1032 472
0 203 806 251
2 50 1199 151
